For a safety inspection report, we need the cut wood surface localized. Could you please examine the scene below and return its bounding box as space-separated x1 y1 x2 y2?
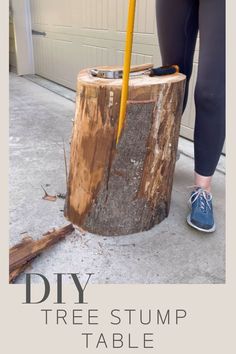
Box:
9 224 74 283
65 67 186 236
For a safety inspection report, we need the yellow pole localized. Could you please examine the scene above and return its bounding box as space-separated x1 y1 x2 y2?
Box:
116 0 136 145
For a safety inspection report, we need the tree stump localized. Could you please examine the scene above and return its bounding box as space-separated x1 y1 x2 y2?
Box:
65 66 186 236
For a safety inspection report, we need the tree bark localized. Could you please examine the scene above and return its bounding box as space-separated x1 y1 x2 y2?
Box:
9 224 74 283
65 67 186 236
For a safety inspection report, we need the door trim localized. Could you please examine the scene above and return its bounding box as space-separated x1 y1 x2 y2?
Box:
11 0 35 75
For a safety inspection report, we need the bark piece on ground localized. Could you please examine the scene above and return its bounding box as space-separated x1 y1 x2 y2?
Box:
9 224 74 283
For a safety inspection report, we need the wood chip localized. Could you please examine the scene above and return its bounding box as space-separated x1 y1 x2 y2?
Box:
9 224 74 283
41 185 57 202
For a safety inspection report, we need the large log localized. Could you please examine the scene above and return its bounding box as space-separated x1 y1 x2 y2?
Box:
65 67 186 236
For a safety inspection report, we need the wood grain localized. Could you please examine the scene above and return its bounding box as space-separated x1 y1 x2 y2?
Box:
9 224 74 283
65 67 186 235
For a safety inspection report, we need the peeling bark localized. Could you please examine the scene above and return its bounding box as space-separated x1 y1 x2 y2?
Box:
9 224 74 283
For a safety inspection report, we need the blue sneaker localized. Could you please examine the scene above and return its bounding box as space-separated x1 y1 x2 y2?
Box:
187 187 216 233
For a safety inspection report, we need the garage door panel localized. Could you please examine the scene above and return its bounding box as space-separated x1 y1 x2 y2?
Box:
181 63 198 140
114 0 157 44
135 0 156 34
116 50 154 66
52 39 75 87
180 126 194 141
82 0 109 30
116 42 160 67
115 0 156 34
131 53 154 66
82 44 110 68
31 0 54 25
50 0 74 27
79 0 157 45
30 0 197 140
30 0 41 25
33 36 54 80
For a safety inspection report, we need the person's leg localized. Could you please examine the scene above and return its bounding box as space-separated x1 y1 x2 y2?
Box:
155 0 199 111
194 0 225 190
187 0 225 232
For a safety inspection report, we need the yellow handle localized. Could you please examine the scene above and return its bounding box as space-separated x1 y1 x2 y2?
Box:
116 0 136 145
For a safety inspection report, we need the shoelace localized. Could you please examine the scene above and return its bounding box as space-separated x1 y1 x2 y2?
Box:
188 186 213 212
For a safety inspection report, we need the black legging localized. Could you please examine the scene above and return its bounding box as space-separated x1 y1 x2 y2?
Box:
156 0 225 176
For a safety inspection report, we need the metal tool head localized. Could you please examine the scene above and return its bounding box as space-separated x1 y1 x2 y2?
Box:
90 68 123 79
90 63 154 80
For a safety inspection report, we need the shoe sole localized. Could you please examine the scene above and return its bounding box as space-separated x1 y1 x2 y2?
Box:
187 214 216 233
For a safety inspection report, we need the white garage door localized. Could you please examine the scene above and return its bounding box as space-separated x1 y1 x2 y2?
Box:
30 0 199 140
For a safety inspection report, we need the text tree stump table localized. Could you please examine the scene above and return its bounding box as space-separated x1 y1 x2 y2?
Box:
65 67 186 236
